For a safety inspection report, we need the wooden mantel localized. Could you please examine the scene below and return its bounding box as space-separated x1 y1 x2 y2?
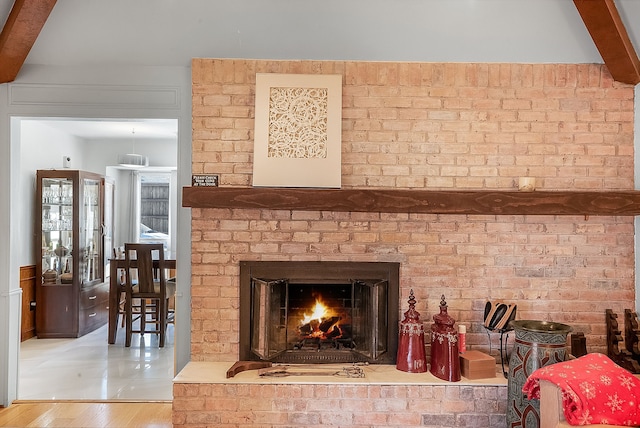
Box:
182 187 640 216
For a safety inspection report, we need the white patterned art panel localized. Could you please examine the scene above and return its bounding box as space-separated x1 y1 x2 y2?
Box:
253 73 342 188
268 87 328 159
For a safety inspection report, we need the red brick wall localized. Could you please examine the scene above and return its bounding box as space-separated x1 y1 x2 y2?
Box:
190 59 636 362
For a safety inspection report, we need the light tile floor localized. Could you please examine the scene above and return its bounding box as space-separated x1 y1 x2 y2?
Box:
18 321 174 401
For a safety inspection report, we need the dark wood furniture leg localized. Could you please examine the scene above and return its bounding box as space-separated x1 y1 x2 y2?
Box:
570 332 587 358
108 261 118 344
605 309 640 373
624 309 640 364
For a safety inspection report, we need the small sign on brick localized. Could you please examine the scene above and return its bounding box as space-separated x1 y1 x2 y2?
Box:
192 174 219 187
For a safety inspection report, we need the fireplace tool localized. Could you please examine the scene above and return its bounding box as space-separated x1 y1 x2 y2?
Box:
258 363 366 378
482 301 517 378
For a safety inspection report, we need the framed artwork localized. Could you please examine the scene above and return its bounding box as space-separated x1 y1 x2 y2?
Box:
252 73 342 188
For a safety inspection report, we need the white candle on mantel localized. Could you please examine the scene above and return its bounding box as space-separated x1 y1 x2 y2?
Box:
518 177 535 192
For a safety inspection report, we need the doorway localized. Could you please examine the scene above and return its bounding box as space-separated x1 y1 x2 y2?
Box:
18 117 178 400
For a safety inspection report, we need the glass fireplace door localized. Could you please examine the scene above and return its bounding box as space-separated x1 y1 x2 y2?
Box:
352 279 389 361
250 278 288 360
249 275 391 364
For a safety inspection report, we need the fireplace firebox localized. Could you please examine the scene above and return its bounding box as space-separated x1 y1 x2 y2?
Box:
239 261 400 364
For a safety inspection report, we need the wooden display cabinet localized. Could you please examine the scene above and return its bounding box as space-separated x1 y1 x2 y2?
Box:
35 170 111 338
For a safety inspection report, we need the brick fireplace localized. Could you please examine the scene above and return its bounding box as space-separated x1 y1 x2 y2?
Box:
175 59 637 427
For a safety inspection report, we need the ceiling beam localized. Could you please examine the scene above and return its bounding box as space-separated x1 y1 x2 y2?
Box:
574 0 640 85
0 0 57 84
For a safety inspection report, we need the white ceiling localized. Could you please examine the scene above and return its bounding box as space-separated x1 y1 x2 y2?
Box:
28 118 179 140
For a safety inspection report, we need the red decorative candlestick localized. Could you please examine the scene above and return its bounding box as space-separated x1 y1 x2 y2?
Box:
429 294 461 382
396 289 427 373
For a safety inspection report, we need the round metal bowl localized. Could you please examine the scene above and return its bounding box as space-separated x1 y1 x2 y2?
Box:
509 319 572 334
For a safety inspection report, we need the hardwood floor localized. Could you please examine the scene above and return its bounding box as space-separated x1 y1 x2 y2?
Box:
0 401 172 428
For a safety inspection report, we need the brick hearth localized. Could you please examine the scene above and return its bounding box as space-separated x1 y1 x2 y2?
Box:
173 362 508 428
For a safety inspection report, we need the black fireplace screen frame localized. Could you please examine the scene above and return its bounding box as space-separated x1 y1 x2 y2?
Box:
239 261 400 365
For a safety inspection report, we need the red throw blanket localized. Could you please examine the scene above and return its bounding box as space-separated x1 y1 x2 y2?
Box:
523 353 640 426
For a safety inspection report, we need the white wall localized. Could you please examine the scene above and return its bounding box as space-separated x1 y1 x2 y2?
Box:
18 121 85 266
28 0 638 66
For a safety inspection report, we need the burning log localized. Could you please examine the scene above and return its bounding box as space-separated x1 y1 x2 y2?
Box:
298 316 342 340
325 325 342 339
299 319 319 336
319 316 341 333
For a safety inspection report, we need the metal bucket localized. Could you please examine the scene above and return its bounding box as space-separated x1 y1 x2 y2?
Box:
506 320 572 428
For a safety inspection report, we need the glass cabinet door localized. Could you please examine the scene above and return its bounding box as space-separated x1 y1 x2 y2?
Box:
103 179 114 280
80 177 102 286
41 177 74 285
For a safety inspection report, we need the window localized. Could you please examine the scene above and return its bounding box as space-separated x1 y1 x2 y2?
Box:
138 172 171 250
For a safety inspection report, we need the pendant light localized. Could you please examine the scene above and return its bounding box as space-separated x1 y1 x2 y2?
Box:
118 128 149 167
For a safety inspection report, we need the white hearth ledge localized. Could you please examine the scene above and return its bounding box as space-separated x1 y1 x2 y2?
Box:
174 361 508 386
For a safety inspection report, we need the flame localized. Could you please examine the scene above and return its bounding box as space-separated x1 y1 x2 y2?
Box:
297 297 344 340
300 299 329 325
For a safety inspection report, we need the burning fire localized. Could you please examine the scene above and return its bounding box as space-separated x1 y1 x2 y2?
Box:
300 299 329 325
298 298 342 339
